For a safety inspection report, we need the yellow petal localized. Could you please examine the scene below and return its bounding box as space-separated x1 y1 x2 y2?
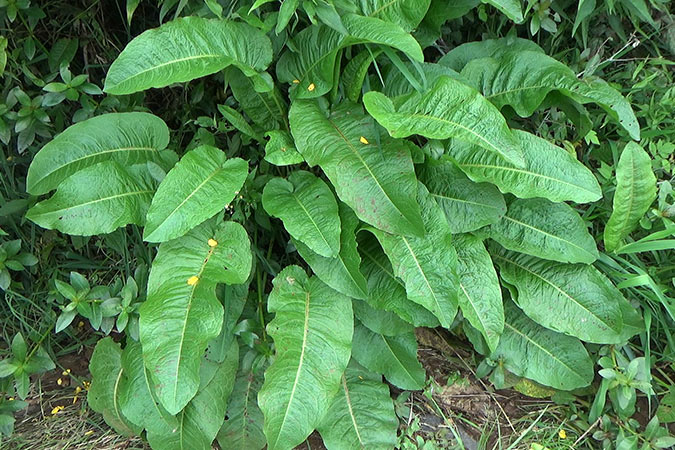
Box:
307 83 315 92
57 378 63 385
187 276 199 286
84 430 94 436
359 136 369 145
292 79 300 84
558 429 567 439
208 238 218 247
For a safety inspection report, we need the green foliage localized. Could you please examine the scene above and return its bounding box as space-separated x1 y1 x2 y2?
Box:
1 0 672 448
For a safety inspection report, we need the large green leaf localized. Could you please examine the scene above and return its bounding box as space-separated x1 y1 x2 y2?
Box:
118 341 177 434
454 234 503 353
369 183 459 327
289 101 424 237
449 130 602 203
294 203 368 299
358 0 431 31
351 323 425 390
482 0 523 22
218 355 267 450
358 235 440 327
439 36 543 72
353 299 414 336
143 145 248 242
418 157 506 233
147 343 239 450
604 143 657 251
489 198 599 264
104 17 272 95
317 360 398 450
363 76 525 166
141 220 251 414
493 301 594 390
27 161 154 236
277 19 422 100
87 338 140 436
258 266 353 450
460 50 640 139
262 171 341 257
26 112 169 195
494 251 626 344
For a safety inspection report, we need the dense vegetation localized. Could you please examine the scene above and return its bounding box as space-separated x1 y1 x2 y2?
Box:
1 0 674 448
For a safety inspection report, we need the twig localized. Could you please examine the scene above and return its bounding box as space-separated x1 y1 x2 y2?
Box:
573 417 602 447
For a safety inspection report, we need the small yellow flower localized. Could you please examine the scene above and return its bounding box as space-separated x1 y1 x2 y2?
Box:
208 238 218 247
62 369 71 376
82 381 91 390
84 430 94 436
77 321 84 328
359 136 369 145
8 397 14 401
75 386 82 395
187 276 200 286
307 83 315 92
51 405 65 415
292 79 300 84
558 429 567 439
72 396 78 404
57 378 63 386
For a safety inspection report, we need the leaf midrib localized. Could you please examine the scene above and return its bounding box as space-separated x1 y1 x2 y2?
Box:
171 244 216 407
429 192 503 209
341 375 365 448
36 190 153 216
458 162 598 197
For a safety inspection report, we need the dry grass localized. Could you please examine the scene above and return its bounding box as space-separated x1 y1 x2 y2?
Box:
4 388 147 450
